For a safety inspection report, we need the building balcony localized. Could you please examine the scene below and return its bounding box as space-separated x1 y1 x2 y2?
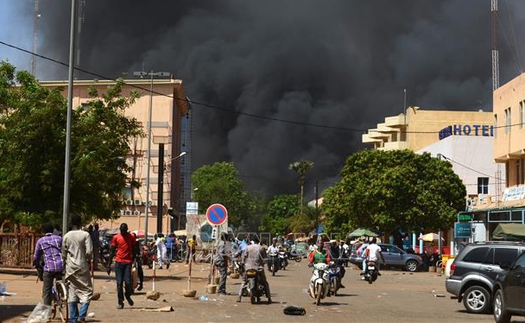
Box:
384 141 408 150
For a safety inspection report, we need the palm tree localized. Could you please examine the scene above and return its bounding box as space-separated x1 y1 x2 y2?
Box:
288 160 314 213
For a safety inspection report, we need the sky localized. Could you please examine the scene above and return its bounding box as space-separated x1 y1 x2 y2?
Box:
1 0 524 200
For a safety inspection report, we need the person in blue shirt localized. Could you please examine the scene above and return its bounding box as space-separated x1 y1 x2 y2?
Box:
165 234 175 261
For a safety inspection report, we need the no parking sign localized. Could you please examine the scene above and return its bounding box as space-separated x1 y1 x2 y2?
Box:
206 203 228 226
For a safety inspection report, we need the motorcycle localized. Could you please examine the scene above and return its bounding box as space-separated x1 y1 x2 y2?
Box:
267 252 279 276
308 262 330 305
288 250 303 262
364 260 379 284
278 251 288 270
245 268 270 304
142 243 157 269
328 261 342 296
99 239 111 268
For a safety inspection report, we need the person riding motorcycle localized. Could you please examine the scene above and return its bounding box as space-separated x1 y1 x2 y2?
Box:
361 237 385 280
236 236 272 303
329 240 346 288
308 243 331 266
267 238 280 271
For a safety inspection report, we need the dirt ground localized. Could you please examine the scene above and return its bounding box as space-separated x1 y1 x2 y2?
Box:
0 261 505 323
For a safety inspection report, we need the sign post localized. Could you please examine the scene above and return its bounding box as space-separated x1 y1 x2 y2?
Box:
205 204 228 285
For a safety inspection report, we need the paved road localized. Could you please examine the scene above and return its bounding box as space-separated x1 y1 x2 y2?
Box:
0 261 508 323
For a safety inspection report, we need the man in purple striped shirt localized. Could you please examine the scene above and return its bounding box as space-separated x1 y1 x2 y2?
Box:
33 222 64 306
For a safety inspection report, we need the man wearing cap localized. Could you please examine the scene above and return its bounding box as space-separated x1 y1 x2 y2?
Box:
62 214 93 323
107 223 137 309
33 222 64 306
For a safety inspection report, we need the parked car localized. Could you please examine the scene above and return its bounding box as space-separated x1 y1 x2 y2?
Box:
445 241 525 314
492 251 525 323
349 243 422 272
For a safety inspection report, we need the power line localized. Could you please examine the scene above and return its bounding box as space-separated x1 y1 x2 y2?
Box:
1 39 522 134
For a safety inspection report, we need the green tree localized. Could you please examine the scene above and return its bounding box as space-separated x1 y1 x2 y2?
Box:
288 160 314 212
191 161 254 229
322 149 466 237
259 194 299 234
0 62 142 228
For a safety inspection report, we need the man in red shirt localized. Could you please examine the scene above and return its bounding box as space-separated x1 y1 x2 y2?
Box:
107 223 137 309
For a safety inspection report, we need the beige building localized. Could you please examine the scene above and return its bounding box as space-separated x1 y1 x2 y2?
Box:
362 107 494 152
486 72 525 228
42 79 189 234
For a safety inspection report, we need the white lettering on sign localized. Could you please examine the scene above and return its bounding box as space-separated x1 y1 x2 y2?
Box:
502 186 525 202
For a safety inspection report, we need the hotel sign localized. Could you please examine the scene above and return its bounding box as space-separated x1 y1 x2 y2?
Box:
439 124 494 140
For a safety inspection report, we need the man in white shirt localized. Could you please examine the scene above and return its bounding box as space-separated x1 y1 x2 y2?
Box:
361 238 385 279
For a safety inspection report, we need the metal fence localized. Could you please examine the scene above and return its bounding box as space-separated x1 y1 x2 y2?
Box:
0 233 40 269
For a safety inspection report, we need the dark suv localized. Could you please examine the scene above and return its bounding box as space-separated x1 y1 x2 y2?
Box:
445 241 525 314
492 251 525 323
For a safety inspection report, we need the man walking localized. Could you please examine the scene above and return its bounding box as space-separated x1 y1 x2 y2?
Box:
62 214 93 323
107 223 137 309
33 223 64 306
215 233 229 295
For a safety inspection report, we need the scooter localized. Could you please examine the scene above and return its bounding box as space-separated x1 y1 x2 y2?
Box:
308 262 330 305
327 261 342 296
364 260 379 284
245 267 270 304
267 252 279 276
278 251 288 270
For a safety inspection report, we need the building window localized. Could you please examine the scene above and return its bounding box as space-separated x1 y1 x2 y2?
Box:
520 101 525 128
494 114 498 137
518 159 525 185
478 177 489 194
505 108 512 134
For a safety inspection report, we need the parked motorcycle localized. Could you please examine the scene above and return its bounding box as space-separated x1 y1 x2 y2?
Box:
309 262 330 305
278 251 288 270
287 250 303 262
142 243 157 269
364 260 379 284
328 261 342 296
99 239 111 268
245 268 270 304
267 252 279 276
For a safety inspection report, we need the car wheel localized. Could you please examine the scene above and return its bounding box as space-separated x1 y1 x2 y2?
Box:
463 285 491 314
405 260 419 272
493 289 511 323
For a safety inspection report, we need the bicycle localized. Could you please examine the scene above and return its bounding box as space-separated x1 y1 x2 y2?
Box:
51 279 68 323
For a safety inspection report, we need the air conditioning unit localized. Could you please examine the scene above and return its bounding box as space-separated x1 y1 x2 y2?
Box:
134 199 142 206
150 201 156 206
125 200 133 206
120 210 126 216
133 210 141 216
125 210 132 216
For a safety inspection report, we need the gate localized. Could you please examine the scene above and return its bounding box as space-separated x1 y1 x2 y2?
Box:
0 233 39 269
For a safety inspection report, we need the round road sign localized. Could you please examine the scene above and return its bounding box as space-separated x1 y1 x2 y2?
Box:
206 203 228 225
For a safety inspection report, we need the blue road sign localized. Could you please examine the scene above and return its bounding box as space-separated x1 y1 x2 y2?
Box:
206 204 228 225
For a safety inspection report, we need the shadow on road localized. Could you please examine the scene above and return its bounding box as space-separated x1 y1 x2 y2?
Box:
0 304 34 322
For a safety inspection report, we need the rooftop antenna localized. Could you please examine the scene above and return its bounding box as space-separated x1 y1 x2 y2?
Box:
31 0 40 76
491 0 499 91
491 0 502 205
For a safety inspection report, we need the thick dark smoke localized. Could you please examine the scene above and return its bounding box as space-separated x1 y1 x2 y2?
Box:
33 0 525 199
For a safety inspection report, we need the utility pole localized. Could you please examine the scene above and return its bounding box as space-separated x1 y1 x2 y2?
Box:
491 0 503 204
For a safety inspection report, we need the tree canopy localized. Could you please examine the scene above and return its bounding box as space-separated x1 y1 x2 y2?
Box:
191 161 255 229
322 149 466 236
259 194 299 234
0 62 142 229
